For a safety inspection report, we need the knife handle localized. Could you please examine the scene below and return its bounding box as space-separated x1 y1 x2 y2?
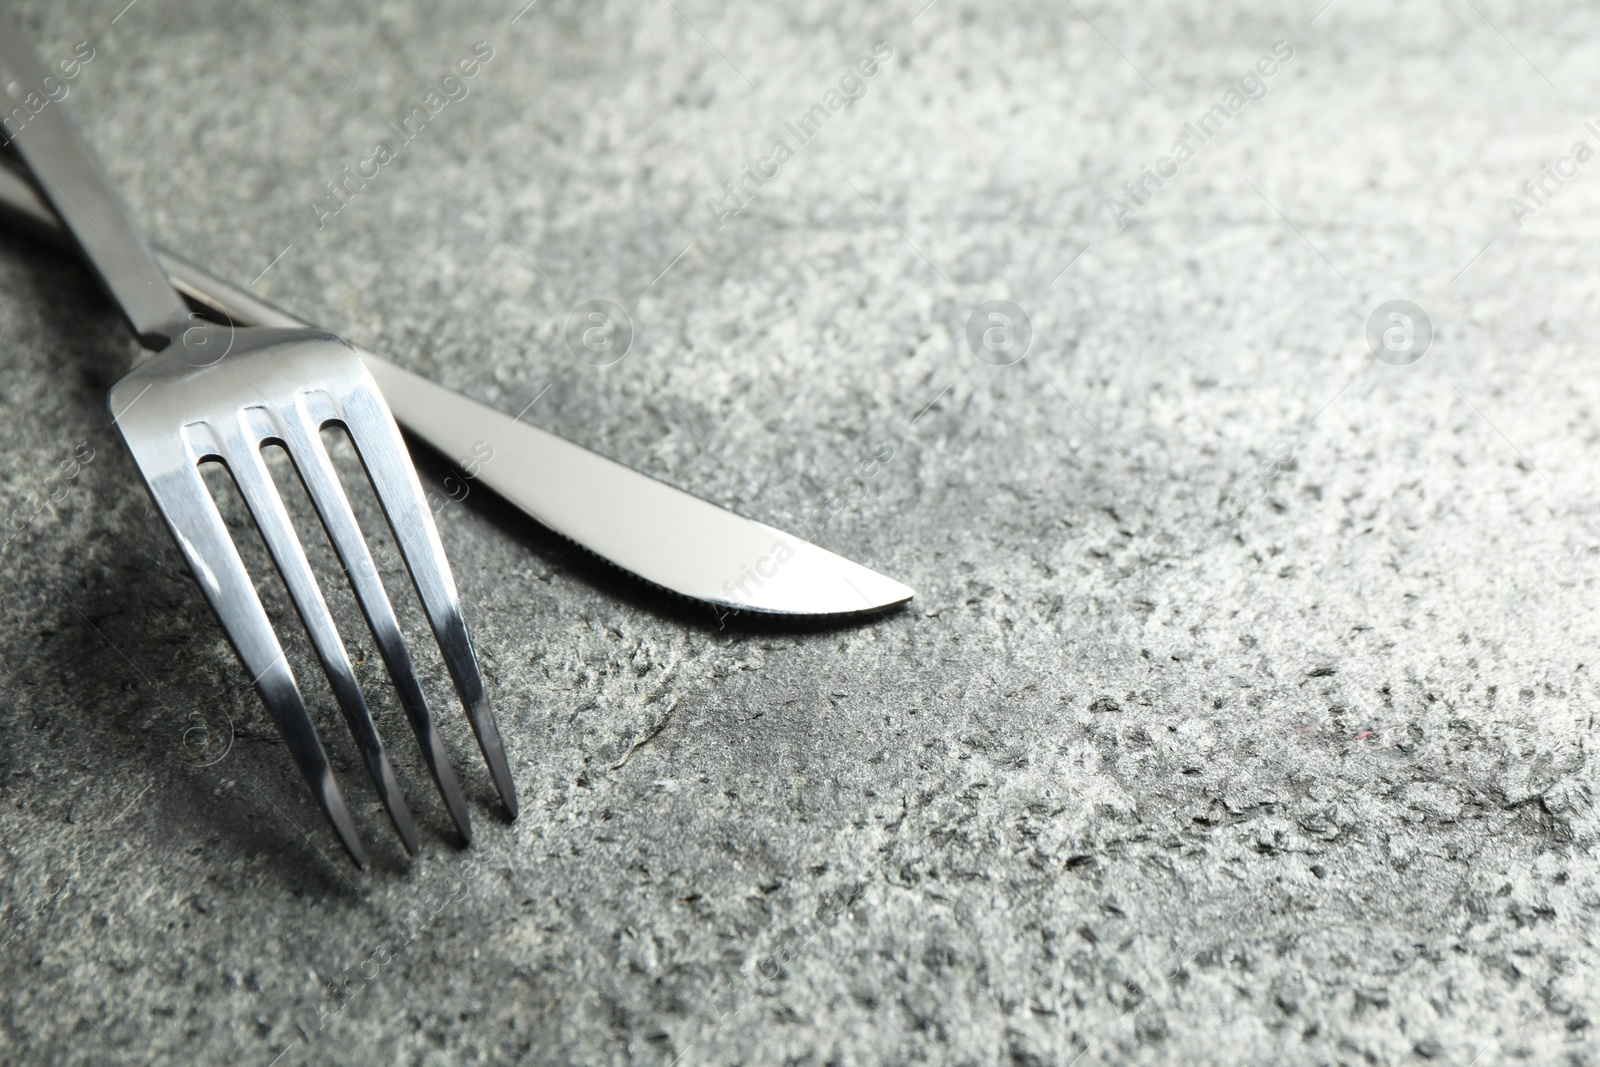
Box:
0 155 303 331
158 250 305 331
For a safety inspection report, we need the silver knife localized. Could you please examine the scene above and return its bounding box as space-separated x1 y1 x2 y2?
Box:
0 164 914 616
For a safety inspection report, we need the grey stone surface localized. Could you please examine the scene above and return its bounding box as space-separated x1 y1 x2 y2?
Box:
2 0 1599 1063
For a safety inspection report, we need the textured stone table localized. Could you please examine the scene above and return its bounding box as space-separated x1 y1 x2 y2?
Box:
2 1 1598 1063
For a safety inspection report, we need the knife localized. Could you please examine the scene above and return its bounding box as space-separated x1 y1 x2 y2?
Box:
0 163 914 616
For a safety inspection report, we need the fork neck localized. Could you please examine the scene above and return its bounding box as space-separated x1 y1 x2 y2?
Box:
0 15 188 349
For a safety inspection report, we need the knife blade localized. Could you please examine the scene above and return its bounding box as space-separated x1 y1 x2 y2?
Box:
0 163 914 616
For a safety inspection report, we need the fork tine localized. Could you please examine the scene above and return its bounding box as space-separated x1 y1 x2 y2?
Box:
340 384 519 819
133 450 368 867
219 410 420 855
275 402 474 842
255 659 368 868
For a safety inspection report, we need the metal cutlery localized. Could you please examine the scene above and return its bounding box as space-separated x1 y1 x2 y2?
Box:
0 164 917 617
0 20 515 866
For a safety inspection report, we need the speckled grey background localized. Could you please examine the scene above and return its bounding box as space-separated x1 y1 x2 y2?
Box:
3 0 1599 1063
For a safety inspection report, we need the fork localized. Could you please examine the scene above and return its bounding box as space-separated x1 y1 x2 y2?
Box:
0 21 516 865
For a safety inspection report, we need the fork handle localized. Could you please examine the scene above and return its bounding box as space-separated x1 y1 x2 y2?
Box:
0 15 188 348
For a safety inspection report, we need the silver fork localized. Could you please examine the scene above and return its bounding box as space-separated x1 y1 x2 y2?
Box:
0 21 516 865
